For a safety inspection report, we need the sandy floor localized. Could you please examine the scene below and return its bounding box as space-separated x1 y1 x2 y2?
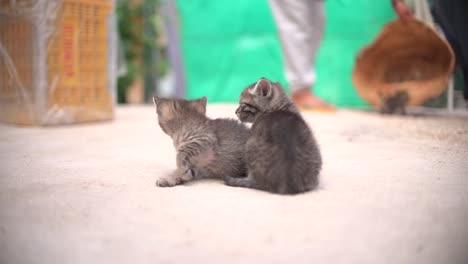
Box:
1 105 467 264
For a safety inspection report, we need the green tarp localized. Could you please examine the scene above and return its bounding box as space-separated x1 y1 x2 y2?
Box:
176 0 396 108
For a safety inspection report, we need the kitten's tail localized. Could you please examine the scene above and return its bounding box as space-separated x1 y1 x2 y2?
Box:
224 175 314 195
224 176 256 189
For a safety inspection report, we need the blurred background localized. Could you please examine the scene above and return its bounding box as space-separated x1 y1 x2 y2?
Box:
127 0 398 107
115 0 465 108
0 0 466 125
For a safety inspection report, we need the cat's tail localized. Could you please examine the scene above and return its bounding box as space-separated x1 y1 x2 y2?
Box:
224 175 313 195
224 175 257 189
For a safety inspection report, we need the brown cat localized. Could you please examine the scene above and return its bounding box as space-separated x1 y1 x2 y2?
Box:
153 97 249 187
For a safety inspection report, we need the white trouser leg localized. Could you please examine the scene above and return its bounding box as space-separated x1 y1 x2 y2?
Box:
269 0 325 92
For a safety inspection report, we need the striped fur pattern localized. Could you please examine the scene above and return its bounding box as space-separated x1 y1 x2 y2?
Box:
153 97 249 187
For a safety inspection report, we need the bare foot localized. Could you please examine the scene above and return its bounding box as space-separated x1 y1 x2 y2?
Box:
291 89 336 111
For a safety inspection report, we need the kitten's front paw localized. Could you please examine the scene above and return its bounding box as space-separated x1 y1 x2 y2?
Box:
155 176 183 187
155 168 194 188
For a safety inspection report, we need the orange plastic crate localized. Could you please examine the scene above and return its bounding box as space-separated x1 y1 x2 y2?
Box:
0 0 114 125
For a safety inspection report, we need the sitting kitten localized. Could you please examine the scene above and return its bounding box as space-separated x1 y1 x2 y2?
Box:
153 96 249 187
225 78 322 194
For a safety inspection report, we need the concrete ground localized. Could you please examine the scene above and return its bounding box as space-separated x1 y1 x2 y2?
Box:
1 105 467 264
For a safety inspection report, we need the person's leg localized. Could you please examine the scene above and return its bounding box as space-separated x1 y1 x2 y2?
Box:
460 56 468 101
269 0 334 110
450 6 468 101
433 0 468 101
443 27 468 101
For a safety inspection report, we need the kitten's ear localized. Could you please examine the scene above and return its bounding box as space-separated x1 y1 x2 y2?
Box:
153 97 174 119
153 96 166 111
153 96 160 106
190 96 207 114
249 78 272 97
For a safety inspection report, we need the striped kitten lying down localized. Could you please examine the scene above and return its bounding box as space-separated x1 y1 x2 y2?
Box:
153 97 249 187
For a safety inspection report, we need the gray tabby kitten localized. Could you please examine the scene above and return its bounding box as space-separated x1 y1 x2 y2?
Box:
225 78 322 194
153 96 249 187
